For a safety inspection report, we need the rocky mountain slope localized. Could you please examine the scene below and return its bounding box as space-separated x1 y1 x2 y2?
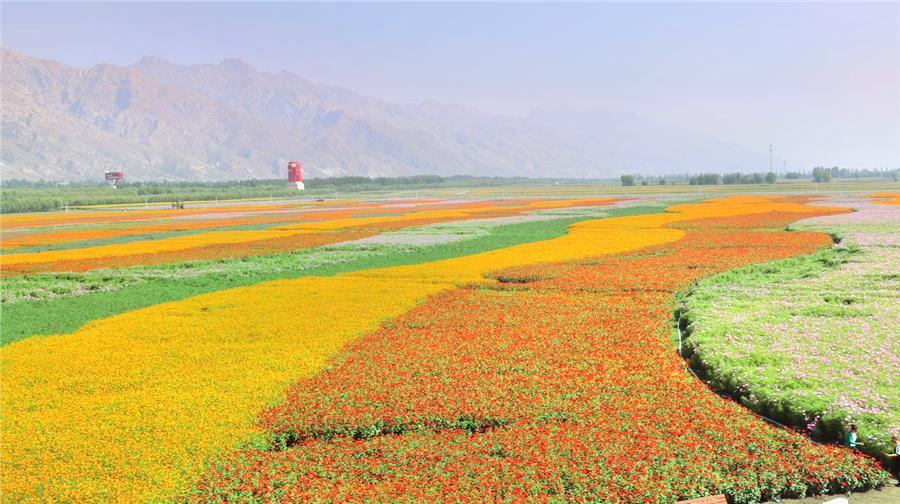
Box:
1 49 766 181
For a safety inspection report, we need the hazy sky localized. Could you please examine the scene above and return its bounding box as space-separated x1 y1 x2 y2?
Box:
3 2 898 169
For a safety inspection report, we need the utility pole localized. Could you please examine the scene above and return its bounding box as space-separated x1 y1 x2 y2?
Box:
769 144 773 173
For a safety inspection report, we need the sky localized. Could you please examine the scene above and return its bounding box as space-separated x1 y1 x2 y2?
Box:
2 2 898 169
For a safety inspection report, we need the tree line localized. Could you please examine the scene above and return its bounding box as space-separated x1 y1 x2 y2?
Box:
621 166 898 186
620 172 777 186
0 175 552 214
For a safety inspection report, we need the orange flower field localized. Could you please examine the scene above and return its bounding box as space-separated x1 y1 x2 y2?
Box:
870 192 900 205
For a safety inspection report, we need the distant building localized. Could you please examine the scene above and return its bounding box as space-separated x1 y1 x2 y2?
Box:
287 161 304 190
105 171 125 188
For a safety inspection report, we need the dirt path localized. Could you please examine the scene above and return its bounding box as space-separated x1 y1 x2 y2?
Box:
782 477 900 503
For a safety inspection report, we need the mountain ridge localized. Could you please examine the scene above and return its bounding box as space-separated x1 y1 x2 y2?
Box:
1 49 767 182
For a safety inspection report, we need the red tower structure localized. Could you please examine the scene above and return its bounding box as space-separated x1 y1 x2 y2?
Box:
105 171 125 188
287 161 304 190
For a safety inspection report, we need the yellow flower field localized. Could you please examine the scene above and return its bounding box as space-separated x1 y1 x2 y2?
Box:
0 196 827 501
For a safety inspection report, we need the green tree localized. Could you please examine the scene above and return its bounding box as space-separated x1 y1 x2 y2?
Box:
812 166 832 183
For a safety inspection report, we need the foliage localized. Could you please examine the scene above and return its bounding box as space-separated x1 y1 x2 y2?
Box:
813 166 833 183
689 173 723 185
688 172 777 185
681 199 899 456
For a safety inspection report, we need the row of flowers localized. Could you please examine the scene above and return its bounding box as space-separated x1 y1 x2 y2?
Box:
0 200 322 230
0 199 501 249
0 199 617 274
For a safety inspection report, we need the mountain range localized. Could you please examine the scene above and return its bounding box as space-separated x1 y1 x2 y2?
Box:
1 49 767 182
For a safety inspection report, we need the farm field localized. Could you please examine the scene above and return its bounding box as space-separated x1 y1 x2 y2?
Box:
0 190 896 502
0 198 623 273
0 201 666 344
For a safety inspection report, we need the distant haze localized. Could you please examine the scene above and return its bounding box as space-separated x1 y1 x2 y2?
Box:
2 49 768 181
2 2 898 174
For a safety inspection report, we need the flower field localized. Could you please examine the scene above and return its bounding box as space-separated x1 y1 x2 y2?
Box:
3 196 680 501
870 191 900 205
0 198 617 274
2 204 663 345
0 195 891 502
682 196 899 455
0 201 315 230
193 198 887 503
0 199 485 251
